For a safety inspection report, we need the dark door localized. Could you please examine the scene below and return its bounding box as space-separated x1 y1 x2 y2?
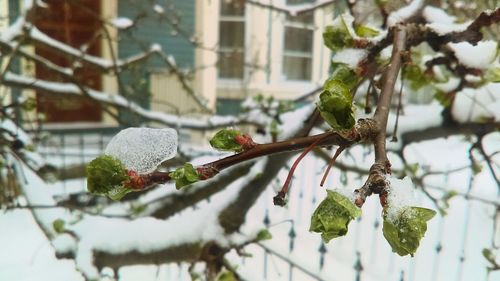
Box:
34 0 102 123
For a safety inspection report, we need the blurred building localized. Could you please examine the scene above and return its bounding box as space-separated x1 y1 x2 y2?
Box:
3 0 336 125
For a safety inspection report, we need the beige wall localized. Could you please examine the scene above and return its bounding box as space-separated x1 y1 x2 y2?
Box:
100 0 119 126
0 0 11 104
193 0 219 110
216 1 334 101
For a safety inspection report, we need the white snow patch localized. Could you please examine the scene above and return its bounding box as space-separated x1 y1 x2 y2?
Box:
1 118 32 145
434 77 461 92
452 83 500 122
153 4 164 14
386 102 443 150
332 49 367 69
104 127 178 174
423 6 456 24
385 176 418 223
333 187 356 203
278 103 316 140
387 0 424 26
448 40 498 69
0 17 24 41
30 27 113 68
111 17 134 29
426 21 470 35
52 234 77 255
150 43 162 52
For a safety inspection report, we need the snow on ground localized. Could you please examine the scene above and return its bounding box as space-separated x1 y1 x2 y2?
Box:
0 210 84 281
1 101 499 281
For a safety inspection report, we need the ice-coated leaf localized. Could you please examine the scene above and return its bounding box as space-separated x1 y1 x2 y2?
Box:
310 190 361 243
105 127 178 174
169 163 200 189
382 206 436 257
107 185 133 201
323 16 354 51
317 79 355 131
86 155 130 199
209 129 243 152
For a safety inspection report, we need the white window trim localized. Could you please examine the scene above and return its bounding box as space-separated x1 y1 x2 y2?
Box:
217 2 248 84
280 7 315 83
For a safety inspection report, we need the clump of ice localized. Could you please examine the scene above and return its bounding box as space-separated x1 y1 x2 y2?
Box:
104 127 178 174
385 176 417 223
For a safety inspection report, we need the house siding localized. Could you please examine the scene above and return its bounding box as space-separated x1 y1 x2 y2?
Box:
117 0 195 69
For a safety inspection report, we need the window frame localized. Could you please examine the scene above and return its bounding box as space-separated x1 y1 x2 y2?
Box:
217 1 247 82
281 4 315 82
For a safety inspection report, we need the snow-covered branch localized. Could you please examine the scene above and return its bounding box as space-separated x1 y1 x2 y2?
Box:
2 72 260 130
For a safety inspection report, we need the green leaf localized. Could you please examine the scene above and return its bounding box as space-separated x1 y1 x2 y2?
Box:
382 206 436 257
323 16 353 51
317 79 355 131
355 25 379 38
256 229 273 241
483 248 497 265
485 67 500 83
472 162 483 175
404 64 428 91
310 190 361 243
216 271 237 281
331 63 359 90
130 203 146 216
86 155 131 200
209 129 243 152
404 163 420 176
169 163 200 189
53 219 65 234
21 97 37 111
270 120 280 138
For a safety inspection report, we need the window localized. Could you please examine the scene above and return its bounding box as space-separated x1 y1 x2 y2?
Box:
282 1 314 81
218 0 245 79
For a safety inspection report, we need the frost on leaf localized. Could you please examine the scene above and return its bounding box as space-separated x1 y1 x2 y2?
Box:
383 176 436 251
382 206 436 257
310 190 361 243
209 129 243 152
86 155 131 200
169 163 200 189
105 127 178 174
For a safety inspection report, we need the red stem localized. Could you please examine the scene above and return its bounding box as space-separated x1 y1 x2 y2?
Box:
273 132 333 206
319 145 345 187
